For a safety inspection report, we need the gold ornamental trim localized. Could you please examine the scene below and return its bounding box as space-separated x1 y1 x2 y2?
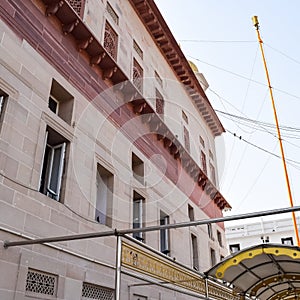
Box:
121 241 206 294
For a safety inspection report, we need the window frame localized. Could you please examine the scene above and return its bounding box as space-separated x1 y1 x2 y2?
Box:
95 163 114 227
133 194 145 242
39 128 68 202
191 233 199 270
229 243 241 253
281 237 293 245
0 90 8 127
160 212 170 255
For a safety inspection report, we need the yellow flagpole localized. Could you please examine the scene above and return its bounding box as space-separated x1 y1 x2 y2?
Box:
252 16 300 246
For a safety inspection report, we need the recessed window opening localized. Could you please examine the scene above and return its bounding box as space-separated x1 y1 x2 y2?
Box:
132 152 144 183
133 39 143 59
106 2 119 25
210 248 216 266
217 230 223 247
201 151 207 174
183 126 190 153
207 223 213 240
39 127 68 201
191 234 199 270
188 204 195 222
182 110 188 123
229 243 240 253
281 237 293 245
0 90 8 121
210 162 216 186
133 191 145 242
95 164 114 227
155 89 164 116
49 79 74 125
160 211 170 255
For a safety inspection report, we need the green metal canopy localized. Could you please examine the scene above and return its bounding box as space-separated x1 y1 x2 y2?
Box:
205 244 300 300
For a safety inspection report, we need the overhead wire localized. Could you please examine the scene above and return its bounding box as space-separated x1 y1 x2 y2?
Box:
187 54 300 101
226 129 300 168
223 45 261 194
265 43 300 66
208 87 300 150
236 143 276 210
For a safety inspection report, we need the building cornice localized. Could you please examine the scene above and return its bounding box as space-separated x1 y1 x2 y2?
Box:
128 0 225 136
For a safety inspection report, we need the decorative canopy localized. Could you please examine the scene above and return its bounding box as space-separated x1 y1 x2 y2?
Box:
205 244 300 300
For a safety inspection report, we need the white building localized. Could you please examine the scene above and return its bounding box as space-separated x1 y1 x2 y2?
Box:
226 216 300 253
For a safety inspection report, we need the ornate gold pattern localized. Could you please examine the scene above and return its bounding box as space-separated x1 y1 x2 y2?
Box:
122 241 238 299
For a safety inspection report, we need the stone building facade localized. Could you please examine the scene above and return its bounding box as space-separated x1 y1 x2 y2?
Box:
0 0 231 299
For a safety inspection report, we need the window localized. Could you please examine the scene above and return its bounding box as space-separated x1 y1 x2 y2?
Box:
0 90 8 123
160 211 170 255
209 162 216 185
132 153 144 183
155 89 164 116
183 126 190 153
133 39 143 59
281 237 293 245
182 110 188 123
155 71 163 87
133 191 145 242
199 136 205 148
220 255 224 261
210 248 216 266
188 204 195 222
229 244 240 253
95 164 114 227
261 235 270 243
104 21 118 60
39 127 68 201
133 58 143 93
106 2 119 25
201 151 207 174
217 230 223 247
207 223 213 240
48 79 74 125
191 234 199 270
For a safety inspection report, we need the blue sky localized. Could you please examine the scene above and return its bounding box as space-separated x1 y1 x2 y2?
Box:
155 0 300 220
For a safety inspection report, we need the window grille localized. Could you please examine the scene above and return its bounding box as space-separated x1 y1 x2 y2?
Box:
133 40 143 59
133 59 143 93
66 0 83 17
209 162 216 186
25 269 57 297
156 89 164 115
106 2 119 25
82 282 114 300
209 149 214 160
104 21 118 60
201 151 207 174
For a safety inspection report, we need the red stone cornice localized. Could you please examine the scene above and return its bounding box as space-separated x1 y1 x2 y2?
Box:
0 0 231 210
128 0 225 137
